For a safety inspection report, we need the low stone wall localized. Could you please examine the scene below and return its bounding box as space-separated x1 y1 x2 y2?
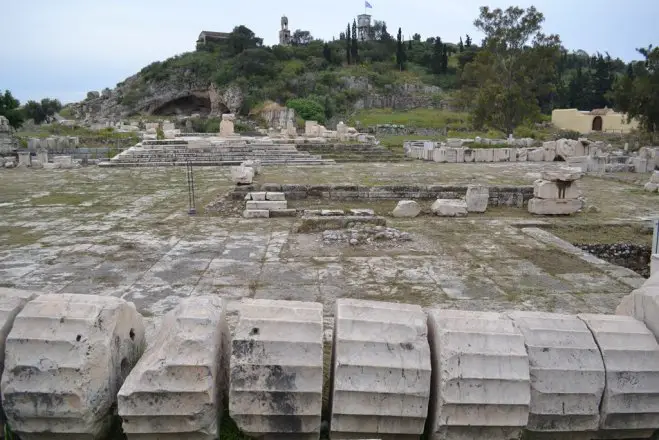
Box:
232 183 534 207
576 243 652 278
1 273 659 439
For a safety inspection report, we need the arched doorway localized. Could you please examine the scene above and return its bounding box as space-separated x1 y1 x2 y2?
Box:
592 116 603 131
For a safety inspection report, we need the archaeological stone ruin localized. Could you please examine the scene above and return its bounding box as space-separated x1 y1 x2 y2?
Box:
0 272 656 439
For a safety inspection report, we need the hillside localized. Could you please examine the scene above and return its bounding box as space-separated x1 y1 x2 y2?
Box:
67 21 633 130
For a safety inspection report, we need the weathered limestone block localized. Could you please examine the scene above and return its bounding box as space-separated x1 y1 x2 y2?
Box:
331 299 431 440
533 180 582 200
541 167 583 182
474 148 494 162
2 294 145 440
118 297 228 439
243 209 270 218
528 198 582 215
578 314 659 438
220 113 236 136
528 148 545 162
246 200 287 211
651 171 659 184
431 199 468 217
543 148 556 162
231 166 254 184
349 209 375 216
455 148 465 163
392 200 421 218
242 159 262 175
427 310 530 440
509 311 604 435
517 148 528 162
432 148 447 163
647 183 659 193
465 185 489 213
266 192 286 201
0 288 40 434
463 149 475 163
250 192 267 201
230 299 323 440
17 151 31 167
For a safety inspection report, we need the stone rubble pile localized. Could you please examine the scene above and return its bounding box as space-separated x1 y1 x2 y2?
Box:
322 225 412 245
242 191 295 218
0 272 658 439
528 167 584 215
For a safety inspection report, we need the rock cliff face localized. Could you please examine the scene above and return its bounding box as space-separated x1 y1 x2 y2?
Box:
69 67 445 123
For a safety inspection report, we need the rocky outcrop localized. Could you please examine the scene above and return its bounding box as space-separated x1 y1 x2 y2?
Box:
70 72 213 122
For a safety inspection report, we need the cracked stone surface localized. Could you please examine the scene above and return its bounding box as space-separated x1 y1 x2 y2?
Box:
0 165 654 318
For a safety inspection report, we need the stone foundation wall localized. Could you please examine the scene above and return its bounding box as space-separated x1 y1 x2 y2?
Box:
576 243 652 278
232 183 534 207
1 273 659 439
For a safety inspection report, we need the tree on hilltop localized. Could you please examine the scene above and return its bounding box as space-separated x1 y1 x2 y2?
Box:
460 6 561 134
0 90 24 129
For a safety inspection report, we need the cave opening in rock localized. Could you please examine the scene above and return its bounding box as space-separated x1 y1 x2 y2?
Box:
151 95 213 116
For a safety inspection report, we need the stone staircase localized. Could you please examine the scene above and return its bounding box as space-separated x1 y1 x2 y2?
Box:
295 142 406 162
99 139 336 167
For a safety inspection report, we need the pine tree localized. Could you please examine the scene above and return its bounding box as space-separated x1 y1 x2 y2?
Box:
396 27 406 70
323 43 332 63
431 37 443 74
465 34 472 48
346 23 352 64
441 43 449 74
351 20 358 63
458 37 464 53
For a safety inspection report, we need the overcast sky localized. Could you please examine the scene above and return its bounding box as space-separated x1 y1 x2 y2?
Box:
2 0 657 104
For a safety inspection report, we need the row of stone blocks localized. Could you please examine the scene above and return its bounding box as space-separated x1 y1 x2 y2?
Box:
2 287 659 439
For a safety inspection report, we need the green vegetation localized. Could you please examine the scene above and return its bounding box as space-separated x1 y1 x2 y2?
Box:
349 108 470 129
612 46 659 142
16 125 139 148
219 411 253 439
287 98 326 123
0 90 24 129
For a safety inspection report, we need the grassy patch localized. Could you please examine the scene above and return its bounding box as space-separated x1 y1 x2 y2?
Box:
219 411 253 440
0 227 44 247
513 247 597 275
545 224 652 245
349 108 470 130
31 193 92 206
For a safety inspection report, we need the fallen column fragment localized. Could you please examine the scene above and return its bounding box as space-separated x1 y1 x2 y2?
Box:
331 299 431 439
1 294 145 440
230 299 323 440
118 296 229 439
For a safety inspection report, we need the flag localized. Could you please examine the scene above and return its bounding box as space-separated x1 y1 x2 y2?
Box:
365 1 373 8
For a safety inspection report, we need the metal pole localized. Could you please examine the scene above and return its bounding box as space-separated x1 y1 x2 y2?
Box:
653 218 659 255
187 161 196 215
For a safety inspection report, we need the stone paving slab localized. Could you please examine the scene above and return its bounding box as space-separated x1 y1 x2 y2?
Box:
0 166 650 319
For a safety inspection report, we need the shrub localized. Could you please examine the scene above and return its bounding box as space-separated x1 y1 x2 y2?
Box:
156 127 165 140
286 98 325 123
513 125 538 139
553 129 580 140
